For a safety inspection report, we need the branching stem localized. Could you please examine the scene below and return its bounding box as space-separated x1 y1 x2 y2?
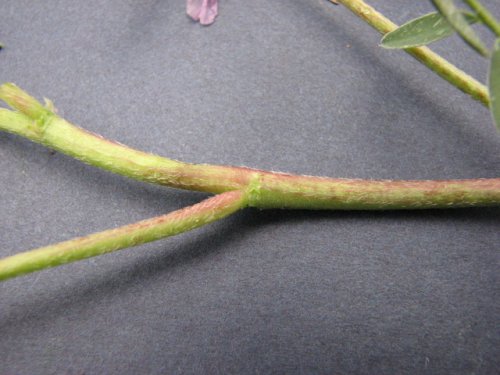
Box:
0 83 499 281
1 3 499 283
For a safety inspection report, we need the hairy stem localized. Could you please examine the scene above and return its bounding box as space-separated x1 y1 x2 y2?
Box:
1 85 499 280
334 0 490 106
464 0 500 37
247 174 500 210
0 190 246 281
1 83 499 210
0 84 246 194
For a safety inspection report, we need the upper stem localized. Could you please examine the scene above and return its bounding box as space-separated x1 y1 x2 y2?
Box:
334 0 490 106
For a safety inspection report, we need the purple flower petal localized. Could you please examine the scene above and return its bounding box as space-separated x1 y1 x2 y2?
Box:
187 0 218 25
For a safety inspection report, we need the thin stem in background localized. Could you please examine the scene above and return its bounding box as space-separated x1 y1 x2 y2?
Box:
334 0 490 106
464 0 500 37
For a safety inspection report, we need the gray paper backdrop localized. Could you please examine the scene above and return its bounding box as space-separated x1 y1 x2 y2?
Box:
1 1 499 374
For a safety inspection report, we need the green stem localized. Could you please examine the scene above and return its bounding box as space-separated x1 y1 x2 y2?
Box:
1 83 499 211
464 0 500 37
1 85 499 280
334 0 490 106
0 190 246 281
248 173 500 210
0 84 246 194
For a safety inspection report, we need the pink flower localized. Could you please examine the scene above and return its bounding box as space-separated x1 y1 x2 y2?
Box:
187 0 218 26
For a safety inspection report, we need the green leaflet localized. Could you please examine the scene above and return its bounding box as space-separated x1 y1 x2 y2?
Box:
432 0 489 56
381 11 478 49
489 39 500 131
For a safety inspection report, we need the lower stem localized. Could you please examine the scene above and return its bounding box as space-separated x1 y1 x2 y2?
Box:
249 173 500 209
0 190 246 281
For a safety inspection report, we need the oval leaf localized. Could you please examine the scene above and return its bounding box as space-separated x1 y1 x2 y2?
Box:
432 0 489 56
381 11 477 49
488 38 500 131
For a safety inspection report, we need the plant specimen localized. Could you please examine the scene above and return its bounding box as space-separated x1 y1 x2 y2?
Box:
0 0 499 282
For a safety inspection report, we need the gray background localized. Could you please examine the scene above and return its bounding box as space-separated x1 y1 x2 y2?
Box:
1 0 499 374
